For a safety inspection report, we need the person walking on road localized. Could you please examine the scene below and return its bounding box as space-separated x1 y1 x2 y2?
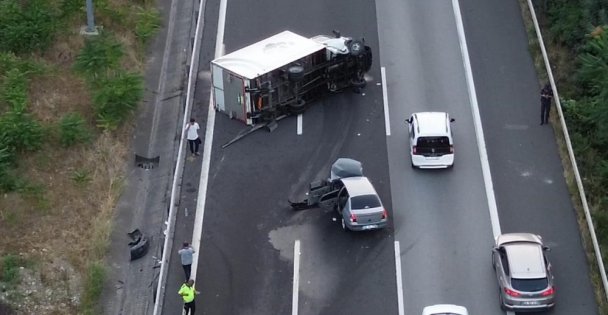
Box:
185 118 201 156
178 242 195 280
178 279 199 315
540 83 553 125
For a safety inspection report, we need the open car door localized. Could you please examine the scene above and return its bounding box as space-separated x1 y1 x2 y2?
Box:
317 188 339 210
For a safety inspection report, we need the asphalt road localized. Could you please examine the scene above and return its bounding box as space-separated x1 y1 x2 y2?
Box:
194 0 396 314
459 0 599 314
158 0 601 314
377 0 498 313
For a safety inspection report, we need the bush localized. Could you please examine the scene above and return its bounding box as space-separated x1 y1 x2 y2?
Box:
59 0 85 19
93 71 143 130
577 29 608 99
71 169 91 185
1 68 29 111
0 66 43 154
0 255 23 286
0 109 44 153
0 52 21 74
545 0 588 47
59 112 93 147
577 30 608 148
135 7 162 45
0 53 44 80
0 0 59 54
0 142 18 192
74 34 124 82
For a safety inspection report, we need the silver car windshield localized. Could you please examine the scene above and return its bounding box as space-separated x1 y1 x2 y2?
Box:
511 277 549 292
350 194 381 210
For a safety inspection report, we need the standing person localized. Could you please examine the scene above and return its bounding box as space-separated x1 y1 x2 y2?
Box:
185 118 201 156
178 242 195 280
178 279 199 315
540 83 553 125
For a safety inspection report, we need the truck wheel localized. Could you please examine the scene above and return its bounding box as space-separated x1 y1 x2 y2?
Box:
288 98 306 114
288 65 305 82
350 77 367 88
328 82 338 92
349 40 364 56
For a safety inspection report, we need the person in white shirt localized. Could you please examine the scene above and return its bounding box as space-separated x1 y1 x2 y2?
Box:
185 118 201 156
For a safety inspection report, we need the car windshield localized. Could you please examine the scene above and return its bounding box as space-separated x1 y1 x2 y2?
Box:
417 136 450 148
511 277 549 292
350 194 381 210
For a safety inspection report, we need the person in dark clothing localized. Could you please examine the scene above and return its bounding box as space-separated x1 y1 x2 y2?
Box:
540 83 553 125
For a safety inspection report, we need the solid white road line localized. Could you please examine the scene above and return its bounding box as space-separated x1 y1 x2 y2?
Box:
381 67 391 136
292 240 301 315
215 0 228 58
190 0 227 282
297 114 302 135
190 100 216 281
452 0 501 239
394 241 405 315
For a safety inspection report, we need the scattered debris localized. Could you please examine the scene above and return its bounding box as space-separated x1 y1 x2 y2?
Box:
128 229 149 261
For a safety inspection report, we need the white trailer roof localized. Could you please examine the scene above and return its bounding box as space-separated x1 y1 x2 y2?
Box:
211 31 326 80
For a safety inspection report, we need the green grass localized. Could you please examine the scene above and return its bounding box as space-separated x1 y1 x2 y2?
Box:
135 7 162 45
71 169 92 185
0 255 25 286
59 112 93 147
81 261 106 315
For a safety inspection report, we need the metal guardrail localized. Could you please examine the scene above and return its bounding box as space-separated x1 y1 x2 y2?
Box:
526 0 608 302
152 0 207 313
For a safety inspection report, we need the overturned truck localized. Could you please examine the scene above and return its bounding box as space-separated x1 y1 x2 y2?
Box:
211 30 372 126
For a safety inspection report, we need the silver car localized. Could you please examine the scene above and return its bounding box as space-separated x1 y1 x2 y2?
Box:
294 158 388 231
335 176 388 231
492 233 555 311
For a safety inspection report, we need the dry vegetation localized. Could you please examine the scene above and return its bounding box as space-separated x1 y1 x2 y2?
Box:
0 0 159 313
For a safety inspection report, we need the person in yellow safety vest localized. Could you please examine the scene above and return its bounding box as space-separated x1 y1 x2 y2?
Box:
178 279 199 315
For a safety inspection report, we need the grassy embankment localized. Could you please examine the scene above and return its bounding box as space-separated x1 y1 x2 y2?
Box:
0 0 161 314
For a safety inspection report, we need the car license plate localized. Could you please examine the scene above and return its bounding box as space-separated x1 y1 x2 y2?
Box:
362 225 378 230
522 301 539 305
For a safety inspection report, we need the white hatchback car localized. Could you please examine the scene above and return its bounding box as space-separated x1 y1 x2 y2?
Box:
422 304 469 315
406 112 455 169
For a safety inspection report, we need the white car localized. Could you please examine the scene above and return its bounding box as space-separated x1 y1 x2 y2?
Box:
422 304 469 315
406 112 455 169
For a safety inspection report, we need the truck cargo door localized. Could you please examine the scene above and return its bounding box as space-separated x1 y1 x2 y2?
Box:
212 64 225 112
224 72 246 121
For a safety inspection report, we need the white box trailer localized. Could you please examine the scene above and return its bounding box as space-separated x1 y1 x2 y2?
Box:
211 30 372 126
